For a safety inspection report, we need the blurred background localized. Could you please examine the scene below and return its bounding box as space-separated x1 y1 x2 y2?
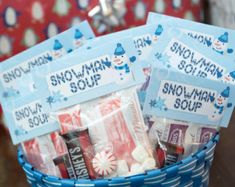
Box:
1 0 235 186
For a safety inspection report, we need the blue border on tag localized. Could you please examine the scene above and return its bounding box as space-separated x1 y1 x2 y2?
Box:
34 37 144 111
2 94 59 144
3 37 144 144
143 67 235 127
0 21 95 103
147 12 235 62
148 26 234 82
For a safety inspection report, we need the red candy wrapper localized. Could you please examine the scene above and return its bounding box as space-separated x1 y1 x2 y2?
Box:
56 105 83 135
0 0 204 62
147 117 219 166
22 135 61 177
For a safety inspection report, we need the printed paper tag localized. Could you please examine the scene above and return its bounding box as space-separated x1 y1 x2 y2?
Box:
3 96 59 144
143 68 235 127
0 21 95 103
81 24 164 108
35 37 144 112
46 55 117 98
149 26 235 85
147 12 235 65
2 37 144 144
162 38 225 80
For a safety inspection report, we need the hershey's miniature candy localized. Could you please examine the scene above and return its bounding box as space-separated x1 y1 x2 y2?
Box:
116 160 129 176
53 154 69 178
61 130 91 179
131 145 149 163
141 158 156 170
162 141 184 155
156 140 184 167
92 151 117 177
130 163 144 175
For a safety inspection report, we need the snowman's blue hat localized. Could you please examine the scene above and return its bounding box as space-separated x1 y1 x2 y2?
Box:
53 39 63 50
114 43 125 56
229 71 235 79
221 86 230 98
74 29 83 39
218 32 228 43
155 25 163 36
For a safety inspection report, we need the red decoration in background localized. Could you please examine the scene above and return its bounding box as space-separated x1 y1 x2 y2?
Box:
0 0 204 62
0 0 204 124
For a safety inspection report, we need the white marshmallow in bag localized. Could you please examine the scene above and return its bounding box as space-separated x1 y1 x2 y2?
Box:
131 145 149 163
141 157 156 170
116 160 129 176
130 163 144 175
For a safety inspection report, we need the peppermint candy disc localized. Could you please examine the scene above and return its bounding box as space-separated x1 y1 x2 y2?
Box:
92 151 117 176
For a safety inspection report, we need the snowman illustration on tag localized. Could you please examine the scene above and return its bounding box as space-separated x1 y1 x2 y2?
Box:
221 71 235 85
73 29 86 49
135 25 163 59
111 43 136 84
52 39 66 59
208 87 232 121
152 25 163 42
210 32 233 55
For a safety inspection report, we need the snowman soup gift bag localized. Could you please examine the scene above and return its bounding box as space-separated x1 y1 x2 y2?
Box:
143 67 235 165
3 36 161 179
139 14 235 165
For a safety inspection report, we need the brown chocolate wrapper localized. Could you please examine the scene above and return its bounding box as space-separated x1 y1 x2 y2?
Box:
53 154 74 179
61 129 97 179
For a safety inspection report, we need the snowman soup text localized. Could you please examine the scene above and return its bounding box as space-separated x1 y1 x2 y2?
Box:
48 55 112 95
165 39 225 80
2 51 52 84
160 81 216 113
14 101 50 129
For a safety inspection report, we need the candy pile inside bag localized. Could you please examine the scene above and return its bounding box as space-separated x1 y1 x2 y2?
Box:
1 12 235 181
22 88 158 179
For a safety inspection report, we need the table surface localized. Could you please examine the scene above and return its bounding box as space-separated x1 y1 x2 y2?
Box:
0 112 235 187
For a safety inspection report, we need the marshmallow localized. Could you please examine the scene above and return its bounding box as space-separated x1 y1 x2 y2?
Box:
130 163 144 175
105 171 118 179
131 145 149 163
116 160 129 176
141 157 156 170
92 151 117 176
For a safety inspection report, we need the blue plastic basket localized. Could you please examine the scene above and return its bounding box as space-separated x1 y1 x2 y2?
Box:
17 133 219 187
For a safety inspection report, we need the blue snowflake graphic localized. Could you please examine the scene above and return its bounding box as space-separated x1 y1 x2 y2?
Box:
149 99 157 108
149 97 167 111
46 96 55 107
46 91 66 107
52 91 64 102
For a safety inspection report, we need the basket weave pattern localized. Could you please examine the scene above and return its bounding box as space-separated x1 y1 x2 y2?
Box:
17 134 219 187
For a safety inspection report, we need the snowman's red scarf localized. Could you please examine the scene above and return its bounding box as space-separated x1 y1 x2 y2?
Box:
114 64 130 73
